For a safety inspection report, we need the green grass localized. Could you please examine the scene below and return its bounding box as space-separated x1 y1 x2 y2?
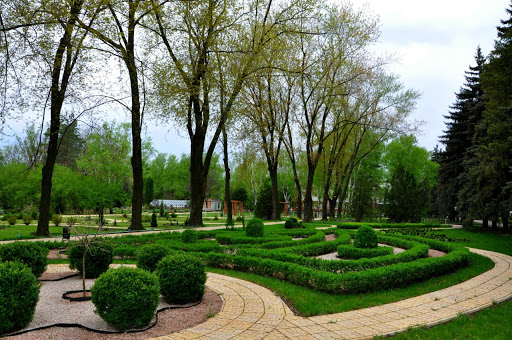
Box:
430 228 512 256
383 299 512 339
207 252 493 316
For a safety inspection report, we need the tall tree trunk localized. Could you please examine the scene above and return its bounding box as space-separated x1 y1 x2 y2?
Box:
222 127 232 225
126 30 143 231
269 165 280 220
189 134 207 226
37 112 60 236
36 0 84 236
502 213 509 231
303 164 315 222
482 217 488 229
492 218 498 230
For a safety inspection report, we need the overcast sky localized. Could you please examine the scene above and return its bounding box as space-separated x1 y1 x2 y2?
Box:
354 0 509 151
1 0 509 154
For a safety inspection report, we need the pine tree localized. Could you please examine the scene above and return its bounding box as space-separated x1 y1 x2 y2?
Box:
385 165 424 223
437 47 485 221
465 3 512 230
145 178 154 205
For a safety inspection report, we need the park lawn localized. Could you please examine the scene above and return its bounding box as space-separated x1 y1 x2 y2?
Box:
0 225 64 241
430 228 512 256
383 299 512 340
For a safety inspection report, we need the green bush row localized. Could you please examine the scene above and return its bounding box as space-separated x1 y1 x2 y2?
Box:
215 232 291 245
239 233 428 274
337 222 448 229
251 231 327 250
337 245 394 259
200 242 469 294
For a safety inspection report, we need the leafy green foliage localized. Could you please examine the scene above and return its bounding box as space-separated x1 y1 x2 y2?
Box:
156 254 207 304
337 245 393 259
385 165 426 223
182 229 198 243
6 216 16 225
22 216 33 225
51 215 62 226
245 218 264 237
353 225 378 249
0 262 40 334
136 244 172 272
254 183 273 220
0 242 49 277
284 217 302 229
68 242 113 278
91 267 160 330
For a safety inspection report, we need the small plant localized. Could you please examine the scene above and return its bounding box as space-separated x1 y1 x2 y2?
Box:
225 219 235 230
136 244 171 272
182 229 198 243
0 262 40 334
22 215 33 225
151 212 158 228
69 242 113 279
206 309 217 318
156 254 207 304
184 217 189 226
0 242 49 277
245 218 264 237
353 225 378 249
91 267 160 330
6 216 17 225
170 212 177 219
235 216 243 222
213 213 218 220
113 219 117 226
52 215 62 226
67 216 79 227
284 217 299 229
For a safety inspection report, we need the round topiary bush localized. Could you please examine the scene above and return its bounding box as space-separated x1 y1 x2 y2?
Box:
0 261 40 334
182 229 198 243
69 242 113 278
91 267 160 330
156 254 206 304
353 225 378 249
136 244 171 272
0 242 49 277
245 218 264 237
284 217 299 229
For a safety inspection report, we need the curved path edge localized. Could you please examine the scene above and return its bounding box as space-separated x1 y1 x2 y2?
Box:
148 247 512 340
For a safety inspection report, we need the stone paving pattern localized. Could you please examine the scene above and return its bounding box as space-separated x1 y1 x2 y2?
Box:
43 247 512 339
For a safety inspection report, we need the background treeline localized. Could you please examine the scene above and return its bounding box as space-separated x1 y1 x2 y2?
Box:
434 4 512 230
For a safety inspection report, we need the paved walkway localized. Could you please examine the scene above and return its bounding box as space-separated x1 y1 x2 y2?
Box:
42 247 512 339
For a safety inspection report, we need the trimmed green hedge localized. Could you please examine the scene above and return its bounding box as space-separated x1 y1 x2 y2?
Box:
201 241 470 294
337 245 394 259
337 222 450 229
216 232 291 245
0 242 49 277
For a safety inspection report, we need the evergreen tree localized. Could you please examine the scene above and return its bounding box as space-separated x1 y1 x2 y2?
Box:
385 165 424 223
464 3 512 230
437 48 485 221
254 183 273 220
145 177 154 205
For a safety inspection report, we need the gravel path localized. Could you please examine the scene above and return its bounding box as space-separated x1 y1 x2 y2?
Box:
7 275 223 339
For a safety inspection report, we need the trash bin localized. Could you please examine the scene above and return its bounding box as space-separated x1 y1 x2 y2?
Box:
62 227 70 240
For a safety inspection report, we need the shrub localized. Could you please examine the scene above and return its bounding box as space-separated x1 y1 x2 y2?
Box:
66 216 79 227
22 216 33 226
52 215 62 226
284 217 300 229
156 254 206 304
136 244 171 272
6 216 17 225
182 229 198 243
151 213 158 228
213 214 218 220
0 242 49 277
246 218 264 237
91 267 160 330
0 262 40 334
68 242 113 278
337 245 394 259
353 225 378 249
254 183 273 220
462 218 474 229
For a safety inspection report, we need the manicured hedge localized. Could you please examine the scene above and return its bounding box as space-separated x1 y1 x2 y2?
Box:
201 241 470 294
0 242 49 278
337 222 450 229
0 261 40 334
216 232 291 245
337 245 394 259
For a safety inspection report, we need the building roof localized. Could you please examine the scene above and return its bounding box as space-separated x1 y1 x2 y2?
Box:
150 199 189 207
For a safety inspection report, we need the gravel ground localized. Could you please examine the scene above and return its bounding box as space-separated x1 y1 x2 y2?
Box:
7 275 222 340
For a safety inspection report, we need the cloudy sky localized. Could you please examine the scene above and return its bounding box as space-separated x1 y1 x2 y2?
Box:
354 0 509 151
1 0 509 154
